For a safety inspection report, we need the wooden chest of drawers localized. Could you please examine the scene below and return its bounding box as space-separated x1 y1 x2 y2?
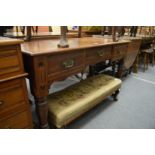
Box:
0 38 33 129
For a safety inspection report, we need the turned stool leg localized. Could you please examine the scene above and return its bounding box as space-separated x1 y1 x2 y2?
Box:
112 89 120 101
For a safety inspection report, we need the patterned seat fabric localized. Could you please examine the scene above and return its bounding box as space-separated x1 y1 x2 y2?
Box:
48 74 122 128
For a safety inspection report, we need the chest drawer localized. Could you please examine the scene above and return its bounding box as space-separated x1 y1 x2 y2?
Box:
0 78 28 116
47 50 85 80
113 44 128 60
86 46 112 64
0 45 24 80
0 110 33 129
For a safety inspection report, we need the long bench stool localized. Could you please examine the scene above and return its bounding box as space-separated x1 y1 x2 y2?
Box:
48 74 122 128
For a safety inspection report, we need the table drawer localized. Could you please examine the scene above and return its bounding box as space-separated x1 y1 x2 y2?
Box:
47 50 85 79
0 46 23 79
86 46 112 64
113 44 128 59
0 110 32 129
0 78 27 116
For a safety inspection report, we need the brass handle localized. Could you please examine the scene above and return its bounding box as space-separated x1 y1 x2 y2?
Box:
0 100 4 106
62 59 75 69
98 51 104 57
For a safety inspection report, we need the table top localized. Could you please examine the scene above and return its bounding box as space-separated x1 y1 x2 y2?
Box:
21 37 130 56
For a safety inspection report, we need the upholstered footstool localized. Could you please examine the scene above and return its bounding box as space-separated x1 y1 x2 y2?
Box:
48 74 122 128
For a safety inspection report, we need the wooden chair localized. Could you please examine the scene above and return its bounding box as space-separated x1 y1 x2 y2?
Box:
141 48 154 72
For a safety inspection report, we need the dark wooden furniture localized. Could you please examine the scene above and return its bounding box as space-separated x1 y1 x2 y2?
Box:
0 38 33 129
137 35 155 72
21 37 129 128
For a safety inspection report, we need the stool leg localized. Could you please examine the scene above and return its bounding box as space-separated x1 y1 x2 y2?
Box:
112 89 120 101
146 53 149 69
144 53 147 72
152 51 154 66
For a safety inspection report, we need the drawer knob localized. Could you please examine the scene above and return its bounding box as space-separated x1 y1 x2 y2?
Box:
62 60 75 69
0 100 4 106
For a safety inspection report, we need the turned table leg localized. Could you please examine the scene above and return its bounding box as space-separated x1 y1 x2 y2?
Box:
112 61 116 76
116 59 124 79
133 54 139 73
88 65 96 77
35 96 49 129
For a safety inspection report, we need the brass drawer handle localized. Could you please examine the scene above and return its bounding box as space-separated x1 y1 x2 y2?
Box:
98 51 104 57
62 59 75 69
0 100 4 106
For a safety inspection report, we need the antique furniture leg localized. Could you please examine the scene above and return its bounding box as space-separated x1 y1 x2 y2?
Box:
133 54 139 73
129 67 132 74
23 55 49 129
28 77 49 129
146 53 149 69
34 96 49 129
116 59 124 78
112 89 120 101
152 51 155 66
88 65 96 77
112 61 116 76
143 52 148 72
